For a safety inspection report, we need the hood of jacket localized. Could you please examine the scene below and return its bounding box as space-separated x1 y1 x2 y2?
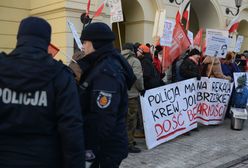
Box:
0 36 65 92
121 49 136 60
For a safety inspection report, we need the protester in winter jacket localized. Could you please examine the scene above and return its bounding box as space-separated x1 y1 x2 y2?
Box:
153 50 164 79
0 17 84 168
137 44 161 90
221 51 240 81
121 43 144 153
179 48 201 80
232 75 248 108
78 22 136 168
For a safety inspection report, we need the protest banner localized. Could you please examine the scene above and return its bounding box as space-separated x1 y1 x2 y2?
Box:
187 30 193 47
67 20 83 51
205 34 230 58
162 23 191 71
108 0 123 23
108 0 123 50
195 77 233 125
234 35 244 53
206 29 229 38
160 20 175 47
140 78 197 149
140 77 232 149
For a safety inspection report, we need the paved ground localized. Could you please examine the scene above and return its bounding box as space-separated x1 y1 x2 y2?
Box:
120 118 248 168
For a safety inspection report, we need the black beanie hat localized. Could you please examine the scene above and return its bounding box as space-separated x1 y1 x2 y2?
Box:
17 17 51 44
189 48 201 56
80 22 115 49
123 43 134 52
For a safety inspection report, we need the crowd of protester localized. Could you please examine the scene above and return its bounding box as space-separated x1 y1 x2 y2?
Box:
1 16 248 168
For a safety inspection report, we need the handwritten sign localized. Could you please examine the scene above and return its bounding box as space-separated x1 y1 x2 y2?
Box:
160 20 175 47
234 35 244 53
140 78 197 149
205 35 229 58
108 0 123 23
140 77 233 149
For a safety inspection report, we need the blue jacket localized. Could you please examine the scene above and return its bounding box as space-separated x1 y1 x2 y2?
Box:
221 63 240 80
0 36 84 168
78 44 135 163
232 85 248 108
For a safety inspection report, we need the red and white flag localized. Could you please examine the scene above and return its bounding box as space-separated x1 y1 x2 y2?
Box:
175 0 190 24
93 0 106 18
48 43 60 57
194 28 203 47
182 3 190 30
227 15 240 33
86 0 91 16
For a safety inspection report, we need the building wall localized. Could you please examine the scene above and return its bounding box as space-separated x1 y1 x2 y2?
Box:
1 0 248 60
0 0 30 53
0 0 110 64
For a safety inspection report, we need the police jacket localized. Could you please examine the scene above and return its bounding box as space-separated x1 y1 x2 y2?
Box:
0 36 84 168
78 44 135 162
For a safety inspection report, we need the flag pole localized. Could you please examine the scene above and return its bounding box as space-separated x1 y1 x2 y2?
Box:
117 22 122 51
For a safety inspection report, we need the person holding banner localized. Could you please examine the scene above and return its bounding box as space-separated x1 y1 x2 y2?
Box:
221 52 240 81
121 43 144 153
202 55 232 81
0 17 85 168
78 22 136 168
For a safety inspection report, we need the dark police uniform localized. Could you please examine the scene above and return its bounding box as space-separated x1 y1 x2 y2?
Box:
0 17 84 168
78 44 135 168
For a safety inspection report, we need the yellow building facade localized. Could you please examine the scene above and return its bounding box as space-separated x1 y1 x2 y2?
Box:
1 0 248 63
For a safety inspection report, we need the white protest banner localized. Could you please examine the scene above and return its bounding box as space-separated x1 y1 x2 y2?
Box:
234 35 244 53
160 20 175 47
67 20 83 50
187 30 193 47
140 78 197 149
108 0 123 23
205 35 230 58
195 77 233 125
140 77 232 149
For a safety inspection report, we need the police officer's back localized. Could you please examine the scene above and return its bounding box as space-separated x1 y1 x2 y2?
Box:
0 17 84 168
78 22 136 168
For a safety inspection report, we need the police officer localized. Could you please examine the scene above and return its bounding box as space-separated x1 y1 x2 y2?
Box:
0 17 84 168
78 22 136 168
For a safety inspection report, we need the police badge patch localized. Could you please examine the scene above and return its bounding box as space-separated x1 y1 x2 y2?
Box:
96 91 112 108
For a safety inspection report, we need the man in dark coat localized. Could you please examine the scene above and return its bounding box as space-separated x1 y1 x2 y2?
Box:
137 44 161 90
0 17 84 168
78 22 136 168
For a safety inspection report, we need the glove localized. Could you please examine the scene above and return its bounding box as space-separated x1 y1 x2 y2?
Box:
140 90 146 97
